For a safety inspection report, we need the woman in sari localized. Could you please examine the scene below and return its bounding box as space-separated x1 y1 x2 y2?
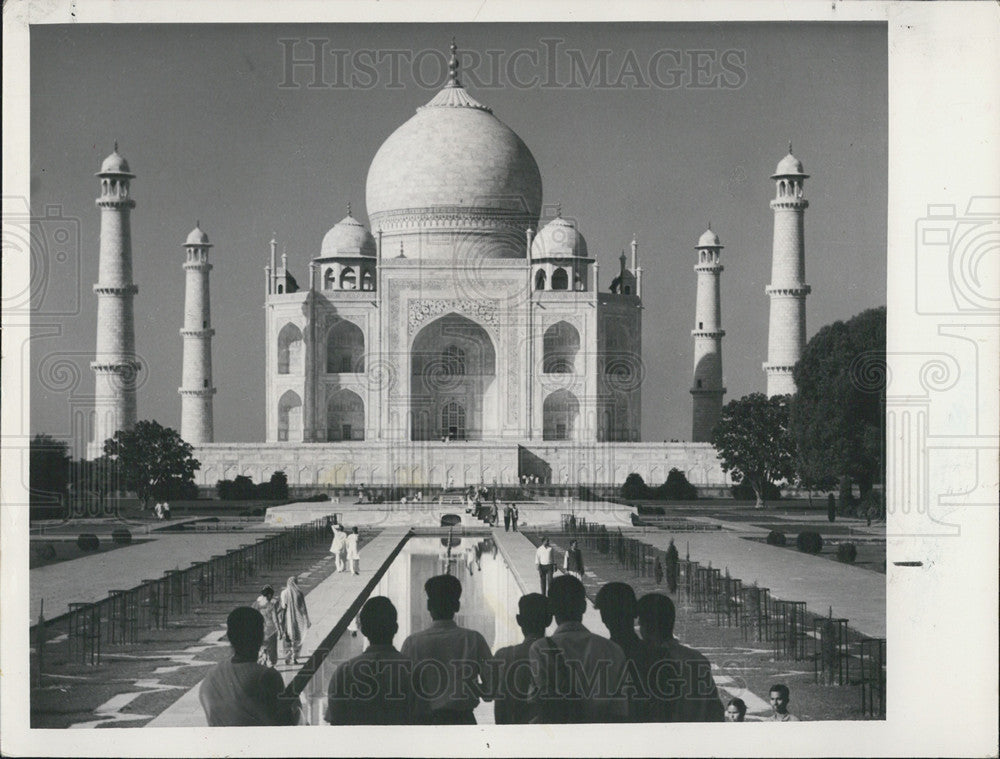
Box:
279 576 310 665
252 585 281 667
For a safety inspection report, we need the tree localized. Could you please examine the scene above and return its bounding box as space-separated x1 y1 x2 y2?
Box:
102 420 200 509
30 434 70 518
791 307 886 501
655 468 699 501
621 473 648 500
711 393 795 508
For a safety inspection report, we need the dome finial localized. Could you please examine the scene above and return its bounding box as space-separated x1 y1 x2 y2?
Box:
788 140 793 154
196 219 200 228
347 201 352 217
556 201 562 218
448 38 461 87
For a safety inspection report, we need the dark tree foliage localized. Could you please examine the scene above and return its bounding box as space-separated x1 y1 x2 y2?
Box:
621 473 648 500
655 468 699 501
29 434 71 518
711 393 795 508
730 479 782 502
791 307 886 501
101 420 200 509
216 471 289 501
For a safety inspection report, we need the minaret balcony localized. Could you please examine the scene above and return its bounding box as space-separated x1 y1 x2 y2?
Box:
769 198 809 211
180 327 216 338
93 284 139 296
95 198 136 210
178 387 217 397
765 284 811 297
691 329 725 338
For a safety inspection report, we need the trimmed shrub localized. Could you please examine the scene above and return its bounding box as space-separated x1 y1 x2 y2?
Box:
655 468 699 501
111 528 132 545
77 533 100 552
796 531 824 554
622 473 649 500
636 505 666 516
836 542 858 563
766 530 786 546
302 493 331 502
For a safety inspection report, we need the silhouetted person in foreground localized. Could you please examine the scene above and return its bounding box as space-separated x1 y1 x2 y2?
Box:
326 596 412 725
636 593 724 722
400 574 493 724
529 575 628 723
595 582 649 721
199 607 299 726
493 593 552 724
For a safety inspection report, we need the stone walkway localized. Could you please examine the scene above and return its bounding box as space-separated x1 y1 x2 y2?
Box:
147 528 410 727
635 530 885 638
30 533 270 620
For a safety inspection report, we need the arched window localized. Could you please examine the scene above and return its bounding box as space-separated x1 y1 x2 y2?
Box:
326 320 365 373
277 389 302 442
441 401 466 441
323 269 336 290
277 285 284 294
361 271 373 291
277 323 303 375
339 267 356 290
574 273 584 291
442 345 466 376
551 267 569 290
534 269 547 290
326 390 365 441
543 321 580 374
543 390 580 441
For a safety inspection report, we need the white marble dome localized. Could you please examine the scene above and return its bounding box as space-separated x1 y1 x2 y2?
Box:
185 224 211 246
773 151 806 176
320 214 377 258
697 228 722 248
366 84 543 226
531 216 588 258
98 149 133 176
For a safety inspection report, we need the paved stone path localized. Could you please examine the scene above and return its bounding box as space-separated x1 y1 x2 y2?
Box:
30 533 271 620
634 530 885 638
147 528 410 727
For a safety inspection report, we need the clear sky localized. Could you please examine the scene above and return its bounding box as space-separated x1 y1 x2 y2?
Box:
29 22 886 451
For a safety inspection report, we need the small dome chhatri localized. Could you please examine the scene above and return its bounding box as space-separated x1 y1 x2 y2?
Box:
320 210 377 258
697 227 722 248
772 142 808 178
186 222 211 246
531 216 589 259
97 141 135 177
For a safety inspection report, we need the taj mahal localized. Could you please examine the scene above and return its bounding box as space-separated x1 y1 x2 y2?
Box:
86 44 812 491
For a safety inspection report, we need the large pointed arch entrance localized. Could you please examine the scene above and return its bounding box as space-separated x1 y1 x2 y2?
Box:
410 313 497 441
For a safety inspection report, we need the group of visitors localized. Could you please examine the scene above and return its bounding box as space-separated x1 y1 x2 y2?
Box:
251 577 312 668
534 536 584 594
153 501 171 520
202 571 800 726
329 523 360 574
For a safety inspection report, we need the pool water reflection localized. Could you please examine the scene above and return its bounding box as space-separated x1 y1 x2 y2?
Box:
299 535 523 725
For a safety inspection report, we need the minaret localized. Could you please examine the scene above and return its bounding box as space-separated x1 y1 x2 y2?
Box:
89 143 139 458
764 144 811 396
691 227 726 442
178 222 215 443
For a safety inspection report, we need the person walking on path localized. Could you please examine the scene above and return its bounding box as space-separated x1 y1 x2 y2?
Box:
399 574 494 724
535 537 555 596
490 501 499 528
330 524 348 572
493 593 552 724
503 504 512 532
767 684 800 721
279 576 311 666
563 540 585 580
511 503 519 531
636 593 724 722
253 586 282 668
199 607 300 726
346 526 361 574
326 596 413 725
664 539 680 593
528 575 628 723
